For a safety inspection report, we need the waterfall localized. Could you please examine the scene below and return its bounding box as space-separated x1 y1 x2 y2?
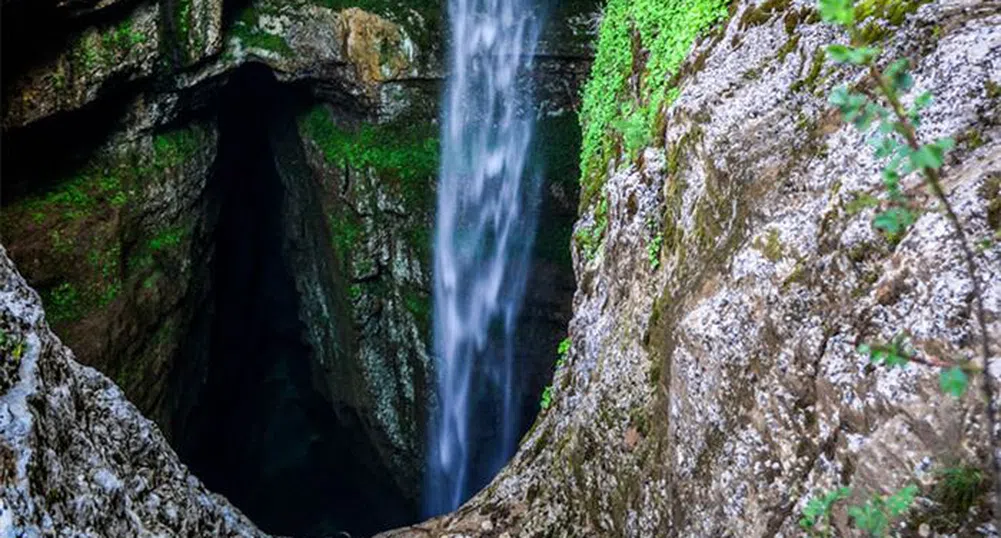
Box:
424 0 543 517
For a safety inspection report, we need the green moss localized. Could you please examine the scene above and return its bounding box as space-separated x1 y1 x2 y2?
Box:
403 287 431 334
103 19 146 52
854 0 930 26
348 284 363 301
782 260 808 288
958 128 984 150
231 7 294 57
153 127 202 170
783 8 808 34
327 211 362 266
148 226 185 252
19 166 127 226
739 0 792 29
129 224 192 273
43 282 83 324
980 173 1001 233
791 47 826 93
575 195 608 261
88 242 123 306
987 80 1001 100
300 105 438 212
578 0 730 206
754 228 784 262
776 33 801 63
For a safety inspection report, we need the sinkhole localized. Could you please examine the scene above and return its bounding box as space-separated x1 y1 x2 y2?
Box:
169 64 414 538
2 50 579 537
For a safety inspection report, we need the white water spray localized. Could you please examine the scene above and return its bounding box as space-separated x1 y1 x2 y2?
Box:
425 0 543 517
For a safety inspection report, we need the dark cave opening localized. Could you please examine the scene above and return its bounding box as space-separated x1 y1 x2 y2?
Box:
172 63 414 538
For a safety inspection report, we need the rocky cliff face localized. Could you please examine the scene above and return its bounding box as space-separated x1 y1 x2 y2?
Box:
1 0 594 532
0 246 265 536
379 0 1001 536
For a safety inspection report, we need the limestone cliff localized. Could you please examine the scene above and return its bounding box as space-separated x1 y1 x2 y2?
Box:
0 246 265 536
379 0 1001 536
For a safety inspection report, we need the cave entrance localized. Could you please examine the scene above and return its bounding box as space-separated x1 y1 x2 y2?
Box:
171 63 414 538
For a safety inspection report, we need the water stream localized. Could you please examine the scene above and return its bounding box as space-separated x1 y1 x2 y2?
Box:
425 0 544 517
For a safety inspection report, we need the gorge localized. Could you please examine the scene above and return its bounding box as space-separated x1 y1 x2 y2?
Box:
2 0 1000 537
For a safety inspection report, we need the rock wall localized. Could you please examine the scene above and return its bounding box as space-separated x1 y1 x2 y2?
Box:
0 246 265 536
379 0 1001 536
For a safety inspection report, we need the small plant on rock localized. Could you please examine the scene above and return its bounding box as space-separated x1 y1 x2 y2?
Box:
800 484 918 537
816 0 1000 520
539 385 553 410
800 486 851 537
847 485 919 537
556 337 572 368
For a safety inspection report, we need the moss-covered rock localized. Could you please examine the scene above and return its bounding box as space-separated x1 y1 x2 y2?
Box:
296 102 436 505
1 122 217 426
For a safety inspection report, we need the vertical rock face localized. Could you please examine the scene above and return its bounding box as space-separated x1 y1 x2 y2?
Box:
379 1 1001 537
0 120 220 435
0 246 265 536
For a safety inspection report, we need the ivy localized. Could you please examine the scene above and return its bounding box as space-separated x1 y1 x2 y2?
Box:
800 485 918 537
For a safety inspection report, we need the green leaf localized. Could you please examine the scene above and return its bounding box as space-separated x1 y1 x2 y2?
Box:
827 44 852 62
845 193 880 215
556 337 572 368
914 91 933 109
827 44 880 65
849 502 889 536
860 335 914 368
803 498 826 519
873 207 915 235
818 0 855 25
829 86 852 107
940 366 969 398
880 168 899 188
830 87 869 123
909 142 947 170
885 58 913 93
886 485 918 516
540 385 553 410
871 134 898 159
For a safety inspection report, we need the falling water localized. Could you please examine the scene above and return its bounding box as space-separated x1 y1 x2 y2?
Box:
424 0 543 517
